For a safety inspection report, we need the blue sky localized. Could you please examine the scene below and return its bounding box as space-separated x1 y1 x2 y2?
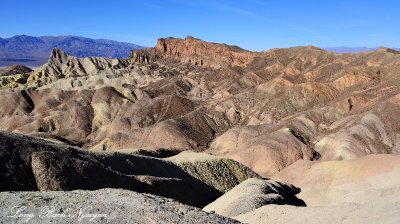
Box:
1 0 399 51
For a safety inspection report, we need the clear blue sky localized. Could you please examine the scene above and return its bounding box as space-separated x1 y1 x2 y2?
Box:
1 0 399 51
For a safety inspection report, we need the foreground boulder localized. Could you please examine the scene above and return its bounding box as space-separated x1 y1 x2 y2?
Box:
0 131 221 207
0 189 239 224
167 151 260 193
203 178 305 217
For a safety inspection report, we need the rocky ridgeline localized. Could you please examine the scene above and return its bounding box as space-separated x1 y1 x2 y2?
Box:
130 36 256 68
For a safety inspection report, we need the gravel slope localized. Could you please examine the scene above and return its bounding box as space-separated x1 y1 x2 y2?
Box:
0 189 239 224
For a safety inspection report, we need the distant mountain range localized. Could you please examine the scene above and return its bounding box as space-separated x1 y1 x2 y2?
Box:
323 47 400 54
0 35 143 67
1 34 398 67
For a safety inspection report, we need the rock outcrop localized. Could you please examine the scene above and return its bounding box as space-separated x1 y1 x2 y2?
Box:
203 178 305 217
26 48 132 88
0 64 33 76
0 64 33 88
130 36 256 68
167 151 260 193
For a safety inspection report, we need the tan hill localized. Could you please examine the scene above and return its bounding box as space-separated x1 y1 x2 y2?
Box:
273 154 400 206
235 202 400 224
233 154 400 224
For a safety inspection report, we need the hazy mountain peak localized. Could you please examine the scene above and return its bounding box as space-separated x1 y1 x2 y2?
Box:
324 46 400 54
376 46 399 54
0 35 143 67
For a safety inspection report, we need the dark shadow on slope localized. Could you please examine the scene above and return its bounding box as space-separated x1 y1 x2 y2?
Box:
0 131 221 208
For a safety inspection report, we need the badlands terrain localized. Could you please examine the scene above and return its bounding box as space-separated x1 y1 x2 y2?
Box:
1 36 400 223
